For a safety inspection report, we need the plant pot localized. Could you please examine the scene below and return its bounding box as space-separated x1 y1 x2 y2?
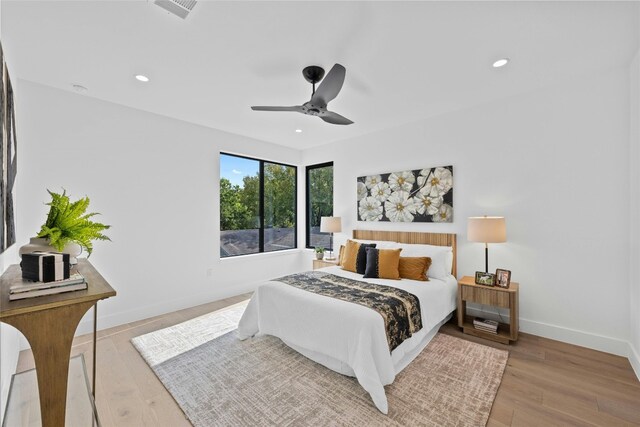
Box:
19 237 82 265
315 252 324 260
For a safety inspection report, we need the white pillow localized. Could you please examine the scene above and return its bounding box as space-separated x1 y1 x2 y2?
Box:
352 239 401 249
332 238 400 258
397 243 452 280
446 251 454 276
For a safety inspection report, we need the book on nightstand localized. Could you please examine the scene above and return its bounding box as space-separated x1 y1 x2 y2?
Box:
473 318 499 334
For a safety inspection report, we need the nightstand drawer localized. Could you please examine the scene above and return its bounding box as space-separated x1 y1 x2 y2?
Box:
461 285 510 308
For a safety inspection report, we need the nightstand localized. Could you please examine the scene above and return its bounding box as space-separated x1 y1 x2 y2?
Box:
457 276 519 344
313 259 339 270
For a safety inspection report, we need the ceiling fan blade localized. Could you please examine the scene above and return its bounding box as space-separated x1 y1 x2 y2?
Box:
321 111 354 125
311 64 346 106
251 106 303 112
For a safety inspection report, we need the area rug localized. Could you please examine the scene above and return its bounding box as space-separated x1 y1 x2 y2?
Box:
132 302 508 427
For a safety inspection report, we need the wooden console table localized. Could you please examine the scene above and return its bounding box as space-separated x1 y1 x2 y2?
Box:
0 259 116 427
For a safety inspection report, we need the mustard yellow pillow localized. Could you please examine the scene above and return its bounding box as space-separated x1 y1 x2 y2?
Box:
398 257 432 281
341 240 376 274
363 248 402 280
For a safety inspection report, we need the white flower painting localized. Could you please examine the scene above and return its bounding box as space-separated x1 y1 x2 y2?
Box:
358 196 384 221
388 171 415 192
414 192 443 216
357 181 368 201
357 166 453 222
384 190 416 222
364 175 382 189
370 182 391 202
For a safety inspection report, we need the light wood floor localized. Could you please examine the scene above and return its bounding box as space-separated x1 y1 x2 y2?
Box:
439 323 640 426
16 296 640 427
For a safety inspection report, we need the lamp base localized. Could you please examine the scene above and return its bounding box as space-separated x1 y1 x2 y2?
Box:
485 245 489 273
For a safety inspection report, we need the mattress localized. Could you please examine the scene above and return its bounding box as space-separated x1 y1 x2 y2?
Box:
237 266 458 413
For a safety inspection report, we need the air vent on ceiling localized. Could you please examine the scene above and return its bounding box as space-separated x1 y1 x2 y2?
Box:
154 0 197 19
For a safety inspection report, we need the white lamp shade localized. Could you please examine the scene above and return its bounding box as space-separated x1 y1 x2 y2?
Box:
320 217 342 233
468 216 507 243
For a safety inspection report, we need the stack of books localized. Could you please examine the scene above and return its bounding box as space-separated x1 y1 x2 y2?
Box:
9 273 87 301
473 317 499 334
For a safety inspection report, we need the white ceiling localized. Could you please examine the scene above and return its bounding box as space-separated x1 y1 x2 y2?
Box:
2 1 639 149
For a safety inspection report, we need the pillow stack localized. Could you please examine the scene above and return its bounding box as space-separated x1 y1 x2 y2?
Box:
339 239 450 282
340 240 376 274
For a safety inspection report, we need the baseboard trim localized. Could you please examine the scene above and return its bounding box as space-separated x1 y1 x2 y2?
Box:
519 317 630 357
77 282 258 336
629 342 640 380
465 306 629 357
18 281 258 351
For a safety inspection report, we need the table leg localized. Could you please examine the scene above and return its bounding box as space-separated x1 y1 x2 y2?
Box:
457 296 466 327
93 303 97 398
2 301 95 427
510 291 519 341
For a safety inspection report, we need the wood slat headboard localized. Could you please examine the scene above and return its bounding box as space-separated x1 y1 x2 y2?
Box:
353 230 457 277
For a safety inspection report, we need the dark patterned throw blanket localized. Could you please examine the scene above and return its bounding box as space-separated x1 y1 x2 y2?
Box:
274 271 423 352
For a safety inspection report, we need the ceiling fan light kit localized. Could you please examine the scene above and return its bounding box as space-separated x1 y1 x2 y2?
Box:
251 63 354 126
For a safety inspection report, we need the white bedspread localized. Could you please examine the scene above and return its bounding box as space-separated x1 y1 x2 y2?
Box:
237 266 457 414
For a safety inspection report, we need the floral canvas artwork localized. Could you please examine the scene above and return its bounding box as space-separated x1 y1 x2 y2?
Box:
357 166 453 223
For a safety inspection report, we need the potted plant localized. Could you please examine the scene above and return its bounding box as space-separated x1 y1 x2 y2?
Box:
19 190 111 263
314 246 325 260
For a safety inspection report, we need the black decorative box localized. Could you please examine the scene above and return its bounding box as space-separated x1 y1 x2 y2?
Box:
21 252 70 282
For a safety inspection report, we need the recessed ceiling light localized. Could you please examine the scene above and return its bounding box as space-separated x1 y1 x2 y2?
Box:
135 74 150 82
71 84 88 94
492 58 509 68
295 129 302 133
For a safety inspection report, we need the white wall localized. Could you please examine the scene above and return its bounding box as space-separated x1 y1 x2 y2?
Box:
7 57 639 388
630 49 640 377
303 67 632 356
15 81 305 335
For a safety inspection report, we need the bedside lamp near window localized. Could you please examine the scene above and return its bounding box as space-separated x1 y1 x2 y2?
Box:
320 216 342 260
467 216 507 273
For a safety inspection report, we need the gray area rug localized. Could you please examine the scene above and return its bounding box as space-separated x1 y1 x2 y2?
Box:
132 302 508 426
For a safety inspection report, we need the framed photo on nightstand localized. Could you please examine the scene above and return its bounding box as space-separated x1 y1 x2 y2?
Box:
495 269 511 288
475 271 495 286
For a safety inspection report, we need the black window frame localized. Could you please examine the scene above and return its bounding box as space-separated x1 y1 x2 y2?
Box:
305 161 334 249
220 152 298 257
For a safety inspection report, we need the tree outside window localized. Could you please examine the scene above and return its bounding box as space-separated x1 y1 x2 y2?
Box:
220 153 297 257
306 162 333 249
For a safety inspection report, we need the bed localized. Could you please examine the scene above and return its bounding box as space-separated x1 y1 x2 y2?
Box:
237 230 457 414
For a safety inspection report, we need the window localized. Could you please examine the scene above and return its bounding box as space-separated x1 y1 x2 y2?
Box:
220 153 297 257
306 162 334 249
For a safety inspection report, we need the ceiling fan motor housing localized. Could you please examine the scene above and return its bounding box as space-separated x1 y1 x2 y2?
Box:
302 66 325 84
301 102 325 116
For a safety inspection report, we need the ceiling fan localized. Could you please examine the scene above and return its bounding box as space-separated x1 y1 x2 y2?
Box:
251 63 354 125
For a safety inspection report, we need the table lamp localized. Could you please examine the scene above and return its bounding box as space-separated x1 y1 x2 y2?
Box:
467 216 506 273
320 216 342 260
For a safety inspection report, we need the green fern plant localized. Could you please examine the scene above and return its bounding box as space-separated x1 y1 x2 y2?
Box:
37 189 111 256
